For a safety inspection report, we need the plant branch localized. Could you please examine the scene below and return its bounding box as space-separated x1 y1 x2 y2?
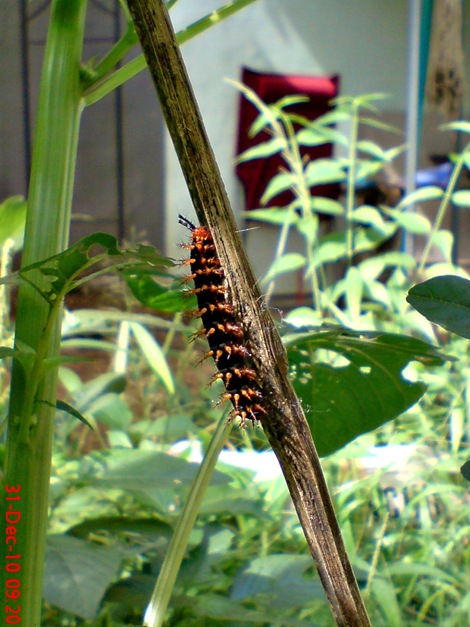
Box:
126 0 371 625
84 0 259 106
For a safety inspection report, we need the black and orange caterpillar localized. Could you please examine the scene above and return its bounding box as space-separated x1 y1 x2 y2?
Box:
179 215 265 426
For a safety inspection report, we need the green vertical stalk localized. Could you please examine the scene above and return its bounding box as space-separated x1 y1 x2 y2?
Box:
345 102 359 266
1 1 87 625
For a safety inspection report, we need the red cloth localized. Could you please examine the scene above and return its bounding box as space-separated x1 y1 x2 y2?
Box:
236 68 340 211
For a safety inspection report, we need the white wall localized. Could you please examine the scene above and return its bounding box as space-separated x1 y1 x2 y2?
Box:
165 0 411 257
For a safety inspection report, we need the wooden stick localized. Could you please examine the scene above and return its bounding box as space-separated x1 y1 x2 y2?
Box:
126 1 371 624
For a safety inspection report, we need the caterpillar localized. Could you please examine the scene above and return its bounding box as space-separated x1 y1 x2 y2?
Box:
179 215 265 426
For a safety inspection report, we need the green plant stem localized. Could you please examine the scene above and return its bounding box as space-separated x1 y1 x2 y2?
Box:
345 102 359 266
84 0 259 106
418 143 470 273
282 114 323 311
1 1 86 625
143 413 232 627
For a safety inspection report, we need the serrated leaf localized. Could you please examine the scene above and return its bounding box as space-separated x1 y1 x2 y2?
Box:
284 329 446 456
407 275 470 338
397 186 444 209
130 322 175 394
263 253 306 283
11 233 171 306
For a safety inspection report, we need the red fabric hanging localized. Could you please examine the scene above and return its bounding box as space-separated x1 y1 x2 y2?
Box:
236 67 340 211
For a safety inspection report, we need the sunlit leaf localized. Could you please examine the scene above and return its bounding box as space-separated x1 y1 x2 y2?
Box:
387 209 431 234
263 253 306 283
397 186 444 209
311 197 344 216
130 322 175 394
0 195 27 250
237 137 284 162
352 205 386 231
260 172 295 205
440 121 470 134
243 208 299 225
284 329 446 456
451 190 470 207
431 230 453 261
305 159 346 186
356 140 387 160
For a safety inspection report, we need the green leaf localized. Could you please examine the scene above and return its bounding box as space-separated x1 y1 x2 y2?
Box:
386 209 431 234
56 400 94 430
284 329 446 456
358 252 416 280
352 205 386 231
86 393 132 430
123 271 184 313
0 345 35 376
311 197 344 216
263 253 306 282
237 137 284 162
232 554 324 610
356 140 387 160
355 159 386 180
297 126 348 147
312 234 347 265
44 535 122 620
261 172 295 205
461 460 470 482
243 208 299 226
0 195 27 250
130 322 175 394
397 186 444 209
407 275 470 339
283 307 322 328
92 449 231 490
370 578 402 627
431 229 454 261
305 159 346 186
451 189 470 207
441 121 470 134
10 233 172 306
359 116 403 135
